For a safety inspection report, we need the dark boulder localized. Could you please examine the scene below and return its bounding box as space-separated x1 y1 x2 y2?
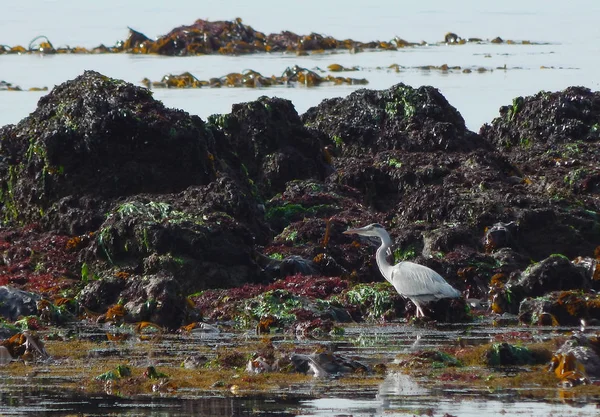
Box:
209 96 327 198
554 334 600 378
76 277 127 313
0 286 40 320
120 274 189 329
480 87 600 217
513 208 598 260
78 274 194 329
181 176 270 245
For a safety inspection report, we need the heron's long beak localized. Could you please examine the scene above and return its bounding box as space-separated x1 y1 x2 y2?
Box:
343 227 363 235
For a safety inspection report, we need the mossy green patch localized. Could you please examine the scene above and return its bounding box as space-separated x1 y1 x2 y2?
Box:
265 202 332 225
241 289 303 327
485 342 536 366
507 96 524 122
341 282 399 321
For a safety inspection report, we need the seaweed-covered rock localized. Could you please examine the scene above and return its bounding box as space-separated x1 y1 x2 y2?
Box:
486 342 534 366
76 277 127 313
518 290 600 326
555 334 600 378
4 72 600 330
302 83 487 156
92 198 261 292
120 274 188 329
480 87 600 216
480 87 600 150
0 70 215 231
181 177 270 244
119 18 389 56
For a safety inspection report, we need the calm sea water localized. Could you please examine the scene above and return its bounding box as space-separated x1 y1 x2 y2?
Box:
2 0 600 131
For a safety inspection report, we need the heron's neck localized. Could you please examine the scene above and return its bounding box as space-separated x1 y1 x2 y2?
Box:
375 234 394 284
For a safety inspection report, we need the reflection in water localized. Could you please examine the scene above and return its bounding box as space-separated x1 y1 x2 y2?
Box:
379 372 429 398
0 386 303 417
378 372 430 411
2 323 600 416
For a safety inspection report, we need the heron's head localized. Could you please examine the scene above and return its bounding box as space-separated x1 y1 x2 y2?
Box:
343 223 388 238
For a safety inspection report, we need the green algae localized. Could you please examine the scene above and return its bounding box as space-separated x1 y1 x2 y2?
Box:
243 289 303 326
341 282 400 321
96 364 132 381
265 202 333 225
485 342 536 366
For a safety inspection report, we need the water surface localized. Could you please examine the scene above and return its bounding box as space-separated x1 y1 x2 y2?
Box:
1 322 597 416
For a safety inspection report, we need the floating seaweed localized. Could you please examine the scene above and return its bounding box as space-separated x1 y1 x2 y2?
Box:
0 80 48 92
0 19 544 57
141 67 368 90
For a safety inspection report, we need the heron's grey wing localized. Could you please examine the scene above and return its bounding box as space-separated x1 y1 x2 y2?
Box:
390 262 459 300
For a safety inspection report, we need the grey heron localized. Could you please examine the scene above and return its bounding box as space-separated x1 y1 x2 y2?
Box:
343 223 461 318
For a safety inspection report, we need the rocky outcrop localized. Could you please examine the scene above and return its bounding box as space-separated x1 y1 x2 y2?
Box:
1 72 599 329
0 70 215 233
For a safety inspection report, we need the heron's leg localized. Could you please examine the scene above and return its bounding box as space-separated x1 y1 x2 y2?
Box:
413 301 424 318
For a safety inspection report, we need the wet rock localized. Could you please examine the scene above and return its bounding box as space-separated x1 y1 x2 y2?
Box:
77 278 127 313
120 274 187 329
0 346 13 364
42 195 112 236
481 87 600 151
181 177 270 245
4 72 600 332
422 225 481 257
426 297 470 322
513 207 598 261
510 255 590 303
261 255 319 280
79 274 193 329
518 290 600 326
290 352 369 377
555 333 600 378
264 180 362 233
483 221 518 252
489 248 530 273
0 286 40 320
193 276 357 329
0 70 215 230
182 355 209 369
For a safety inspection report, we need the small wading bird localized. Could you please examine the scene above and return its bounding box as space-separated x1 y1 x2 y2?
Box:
343 223 461 318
